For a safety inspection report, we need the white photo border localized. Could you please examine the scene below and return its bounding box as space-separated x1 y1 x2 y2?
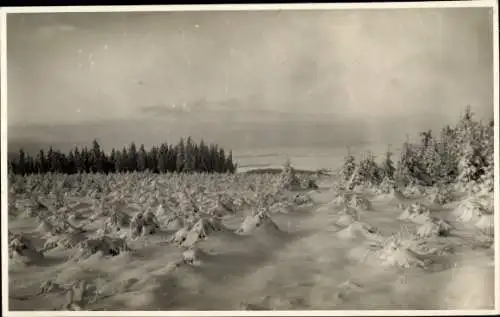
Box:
1 1 498 316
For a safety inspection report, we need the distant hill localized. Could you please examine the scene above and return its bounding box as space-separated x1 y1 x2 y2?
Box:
7 138 84 159
243 167 333 176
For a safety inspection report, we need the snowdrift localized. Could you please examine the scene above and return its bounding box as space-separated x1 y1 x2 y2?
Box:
453 196 488 223
76 234 130 258
402 184 426 198
236 209 282 236
9 232 44 265
335 207 359 227
348 194 372 211
182 247 211 266
328 192 372 211
389 188 407 202
375 238 427 268
475 214 494 236
374 177 397 195
416 218 453 238
130 210 160 237
328 193 348 207
293 193 314 206
43 231 87 251
180 217 231 247
209 200 235 218
103 209 131 232
398 203 432 224
428 186 453 205
336 221 379 240
164 214 186 231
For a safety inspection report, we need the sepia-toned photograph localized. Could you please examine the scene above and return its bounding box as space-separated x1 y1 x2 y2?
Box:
2 1 498 313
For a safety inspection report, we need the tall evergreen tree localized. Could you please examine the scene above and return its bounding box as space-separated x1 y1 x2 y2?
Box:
121 147 129 172
91 139 104 173
137 144 147 172
176 138 186 172
128 142 138 172
381 147 395 180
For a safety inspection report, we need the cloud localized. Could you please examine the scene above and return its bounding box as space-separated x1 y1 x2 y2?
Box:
140 104 193 116
36 23 77 39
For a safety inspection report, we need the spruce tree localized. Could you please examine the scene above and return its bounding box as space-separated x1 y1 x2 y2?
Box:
381 147 395 180
149 145 159 173
121 147 129 172
176 138 185 172
341 147 357 181
128 142 138 172
137 144 147 172
157 143 168 173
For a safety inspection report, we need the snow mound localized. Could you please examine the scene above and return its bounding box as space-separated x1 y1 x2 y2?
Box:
182 247 209 266
76 235 130 258
9 232 44 265
36 218 58 235
328 193 348 207
403 184 426 198
35 198 52 211
374 177 397 195
475 214 494 236
209 199 235 218
428 186 453 205
37 214 84 236
398 203 432 224
375 236 427 268
233 197 250 210
14 197 39 211
389 188 407 201
269 201 295 214
40 280 65 294
336 221 378 240
182 217 229 246
62 280 91 311
453 197 486 223
293 193 314 206
43 231 87 251
348 194 372 211
129 209 160 237
155 204 169 218
335 207 359 227
104 209 131 232
396 203 407 211
21 207 39 218
416 218 453 238
240 302 268 310
171 227 190 244
67 211 86 223
164 214 185 231
236 209 281 235
303 178 319 190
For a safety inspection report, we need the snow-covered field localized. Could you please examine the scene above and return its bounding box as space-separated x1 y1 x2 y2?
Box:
7 169 495 311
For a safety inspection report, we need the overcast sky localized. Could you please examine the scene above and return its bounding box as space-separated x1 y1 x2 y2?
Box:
6 8 495 142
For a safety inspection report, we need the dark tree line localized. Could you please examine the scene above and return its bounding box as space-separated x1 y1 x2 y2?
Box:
8 137 237 175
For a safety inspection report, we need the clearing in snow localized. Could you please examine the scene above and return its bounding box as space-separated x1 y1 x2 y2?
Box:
7 169 495 311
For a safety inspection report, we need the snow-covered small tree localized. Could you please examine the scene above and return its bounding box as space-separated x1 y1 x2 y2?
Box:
349 151 382 187
279 158 300 190
396 143 420 186
381 147 396 180
341 147 357 182
420 137 443 184
457 142 481 184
